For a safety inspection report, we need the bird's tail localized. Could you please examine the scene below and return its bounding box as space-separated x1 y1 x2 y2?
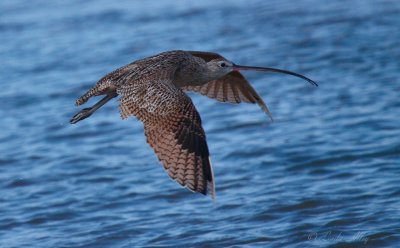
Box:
75 80 116 106
71 90 118 124
75 90 92 106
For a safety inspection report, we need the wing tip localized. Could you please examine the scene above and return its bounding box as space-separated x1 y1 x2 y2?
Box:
208 184 216 201
268 113 274 122
207 157 216 201
257 101 274 122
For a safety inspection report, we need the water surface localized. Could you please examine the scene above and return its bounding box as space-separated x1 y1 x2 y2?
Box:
1 0 399 247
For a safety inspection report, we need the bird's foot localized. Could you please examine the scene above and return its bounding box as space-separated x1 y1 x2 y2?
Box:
70 108 93 124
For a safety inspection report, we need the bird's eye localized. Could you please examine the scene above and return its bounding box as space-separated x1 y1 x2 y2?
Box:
220 62 226 67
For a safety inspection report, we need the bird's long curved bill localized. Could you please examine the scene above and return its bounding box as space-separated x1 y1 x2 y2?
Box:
232 64 318 87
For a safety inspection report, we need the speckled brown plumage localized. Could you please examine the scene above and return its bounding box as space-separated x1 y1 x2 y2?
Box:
74 51 217 198
118 77 214 197
71 50 317 199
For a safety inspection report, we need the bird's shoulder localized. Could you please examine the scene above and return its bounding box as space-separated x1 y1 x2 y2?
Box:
123 51 195 79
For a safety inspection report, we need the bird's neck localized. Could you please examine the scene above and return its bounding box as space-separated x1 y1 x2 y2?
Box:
174 59 216 87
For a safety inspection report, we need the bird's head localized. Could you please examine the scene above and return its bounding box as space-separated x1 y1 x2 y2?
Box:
206 58 318 87
206 59 235 79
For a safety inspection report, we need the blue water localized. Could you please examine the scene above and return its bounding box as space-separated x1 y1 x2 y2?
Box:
1 0 399 247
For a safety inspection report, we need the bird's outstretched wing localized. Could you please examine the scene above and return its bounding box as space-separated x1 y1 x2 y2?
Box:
118 79 215 198
185 51 272 120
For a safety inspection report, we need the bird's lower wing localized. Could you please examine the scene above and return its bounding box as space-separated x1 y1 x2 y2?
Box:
144 110 215 198
182 71 273 120
118 80 215 198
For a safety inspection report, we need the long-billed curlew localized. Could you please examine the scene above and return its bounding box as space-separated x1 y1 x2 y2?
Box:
70 50 317 199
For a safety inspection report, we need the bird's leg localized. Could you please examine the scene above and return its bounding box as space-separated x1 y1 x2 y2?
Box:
70 91 118 124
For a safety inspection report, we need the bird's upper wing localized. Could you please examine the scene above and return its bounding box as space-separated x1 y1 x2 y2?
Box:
118 78 215 198
184 51 273 120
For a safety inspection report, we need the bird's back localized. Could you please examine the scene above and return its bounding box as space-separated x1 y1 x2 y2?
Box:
75 50 193 106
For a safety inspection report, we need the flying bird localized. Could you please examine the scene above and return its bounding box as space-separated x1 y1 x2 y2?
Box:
70 50 317 199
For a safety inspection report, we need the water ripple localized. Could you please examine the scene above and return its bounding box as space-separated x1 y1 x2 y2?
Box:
1 0 400 247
